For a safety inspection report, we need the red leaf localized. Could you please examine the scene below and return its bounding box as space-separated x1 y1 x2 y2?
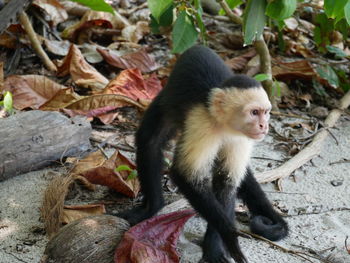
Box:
115 209 196 263
98 48 160 73
103 68 163 102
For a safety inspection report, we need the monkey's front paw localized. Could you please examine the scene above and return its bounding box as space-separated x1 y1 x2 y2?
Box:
201 245 231 263
117 206 155 226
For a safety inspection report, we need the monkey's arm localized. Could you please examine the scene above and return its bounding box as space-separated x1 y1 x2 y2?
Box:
237 167 288 241
170 167 247 263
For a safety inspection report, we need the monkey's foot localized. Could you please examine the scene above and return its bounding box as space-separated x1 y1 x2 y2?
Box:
117 206 158 226
200 250 231 263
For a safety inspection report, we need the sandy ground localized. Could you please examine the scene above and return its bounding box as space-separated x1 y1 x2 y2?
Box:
0 118 349 263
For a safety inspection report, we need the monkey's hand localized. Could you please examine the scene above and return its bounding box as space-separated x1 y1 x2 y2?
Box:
250 215 288 241
222 232 248 263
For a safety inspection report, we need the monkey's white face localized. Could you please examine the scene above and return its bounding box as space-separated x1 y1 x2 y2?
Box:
210 86 272 141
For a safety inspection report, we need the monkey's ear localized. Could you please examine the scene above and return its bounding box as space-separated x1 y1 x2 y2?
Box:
210 88 227 116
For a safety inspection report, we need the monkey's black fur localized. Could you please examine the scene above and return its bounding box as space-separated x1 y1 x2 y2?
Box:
118 45 288 263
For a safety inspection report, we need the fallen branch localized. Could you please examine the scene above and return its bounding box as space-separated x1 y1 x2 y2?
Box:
18 11 57 72
238 229 334 263
257 90 350 183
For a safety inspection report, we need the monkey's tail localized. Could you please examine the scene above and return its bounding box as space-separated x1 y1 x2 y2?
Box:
250 215 289 241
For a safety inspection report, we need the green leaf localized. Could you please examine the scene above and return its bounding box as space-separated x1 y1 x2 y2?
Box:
254 73 270 82
172 11 199 54
148 0 173 23
324 0 347 19
344 1 350 25
243 0 267 45
69 0 114 13
3 91 13 113
115 165 133 172
150 4 173 33
127 170 138 180
219 0 243 15
326 45 347 58
266 0 297 21
316 65 339 88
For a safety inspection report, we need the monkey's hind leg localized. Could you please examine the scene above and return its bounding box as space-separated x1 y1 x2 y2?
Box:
237 167 288 241
118 101 175 226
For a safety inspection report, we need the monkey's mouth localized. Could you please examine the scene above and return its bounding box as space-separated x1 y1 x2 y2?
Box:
248 132 267 140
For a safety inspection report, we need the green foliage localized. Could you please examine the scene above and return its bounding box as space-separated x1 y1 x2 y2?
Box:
0 91 13 113
266 0 297 21
243 0 267 45
326 45 347 58
324 0 348 20
150 4 174 34
254 73 270 82
172 10 199 53
148 0 173 23
115 165 138 180
316 65 339 89
219 0 243 15
69 0 114 13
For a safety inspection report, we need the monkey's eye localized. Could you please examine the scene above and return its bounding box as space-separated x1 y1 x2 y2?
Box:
251 109 259 116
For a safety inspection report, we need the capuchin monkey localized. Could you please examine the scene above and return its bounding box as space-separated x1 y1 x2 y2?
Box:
118 45 288 263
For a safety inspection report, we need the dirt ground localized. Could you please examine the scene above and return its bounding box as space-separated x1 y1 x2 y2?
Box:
0 117 349 263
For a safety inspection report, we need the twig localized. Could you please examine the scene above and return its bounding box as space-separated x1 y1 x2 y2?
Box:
271 111 311 120
216 0 242 24
252 156 284 162
329 158 350 165
257 90 350 183
18 12 57 72
238 229 334 263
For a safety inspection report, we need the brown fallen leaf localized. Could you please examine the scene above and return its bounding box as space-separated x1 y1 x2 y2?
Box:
39 87 82 111
62 204 106 224
71 150 140 198
63 93 145 124
103 68 162 102
121 21 150 43
115 209 196 263
3 75 67 110
57 44 108 90
33 0 68 26
44 39 71 56
62 10 126 40
98 48 160 73
272 59 316 81
225 49 257 71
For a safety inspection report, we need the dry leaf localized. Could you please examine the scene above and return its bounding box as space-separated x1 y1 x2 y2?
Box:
98 48 160 73
63 93 144 124
33 0 68 26
39 87 82 111
3 75 67 110
57 44 108 90
44 39 71 56
115 209 196 263
103 68 162 102
121 21 150 43
62 10 126 40
225 49 257 71
71 150 140 197
62 204 106 224
272 59 317 81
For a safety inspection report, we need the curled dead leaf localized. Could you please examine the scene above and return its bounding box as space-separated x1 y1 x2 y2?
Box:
3 75 67 110
115 209 196 263
103 68 162 102
98 48 160 73
33 0 68 26
62 204 106 224
71 150 140 198
57 44 108 90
